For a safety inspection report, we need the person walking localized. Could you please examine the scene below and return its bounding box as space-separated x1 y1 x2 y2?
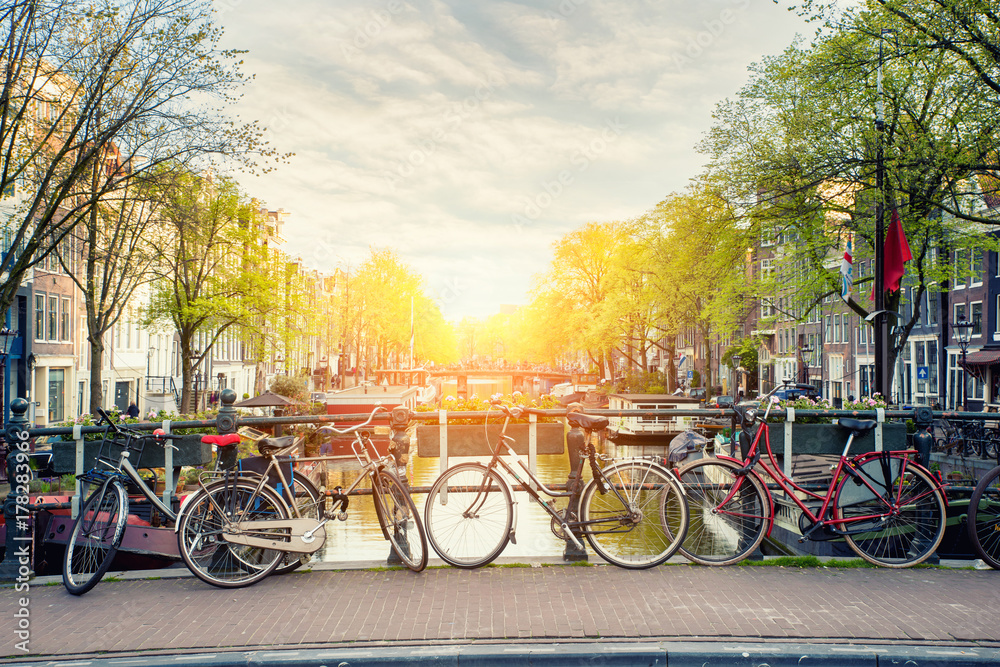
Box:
126 401 139 419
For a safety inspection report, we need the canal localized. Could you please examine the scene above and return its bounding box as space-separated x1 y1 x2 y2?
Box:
315 451 587 563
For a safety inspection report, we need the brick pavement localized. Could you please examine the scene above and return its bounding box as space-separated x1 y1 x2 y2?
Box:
1 562 999 661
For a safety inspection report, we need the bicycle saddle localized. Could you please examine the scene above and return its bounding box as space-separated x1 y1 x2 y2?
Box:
257 435 297 455
201 433 242 446
567 413 609 431
837 418 877 436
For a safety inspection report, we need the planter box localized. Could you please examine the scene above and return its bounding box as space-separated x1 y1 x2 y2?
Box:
416 423 565 457
765 422 907 456
50 434 213 474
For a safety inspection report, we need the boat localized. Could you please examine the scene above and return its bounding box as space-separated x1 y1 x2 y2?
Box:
321 384 423 458
605 393 702 456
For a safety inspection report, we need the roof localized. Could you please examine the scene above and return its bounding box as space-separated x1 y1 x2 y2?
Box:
962 349 1000 366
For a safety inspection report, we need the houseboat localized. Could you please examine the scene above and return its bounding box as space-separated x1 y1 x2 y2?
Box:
605 393 703 456
322 383 423 458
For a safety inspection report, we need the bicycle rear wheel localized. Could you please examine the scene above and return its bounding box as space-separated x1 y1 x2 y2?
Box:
834 456 946 567
373 469 428 572
177 479 290 588
675 458 769 566
968 464 1000 569
273 476 323 575
580 461 688 568
424 463 512 568
63 479 128 595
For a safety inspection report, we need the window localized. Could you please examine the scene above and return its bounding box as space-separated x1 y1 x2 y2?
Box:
972 302 983 337
825 315 831 342
859 322 868 345
34 293 44 340
954 249 967 287
760 258 774 277
834 314 842 344
971 251 983 285
60 297 70 341
47 295 58 341
760 298 774 318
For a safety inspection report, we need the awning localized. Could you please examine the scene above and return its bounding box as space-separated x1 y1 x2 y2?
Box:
962 349 1000 366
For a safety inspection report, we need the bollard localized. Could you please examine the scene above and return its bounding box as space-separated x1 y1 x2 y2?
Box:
386 407 412 566
912 406 934 468
215 388 240 471
562 420 588 562
0 399 32 580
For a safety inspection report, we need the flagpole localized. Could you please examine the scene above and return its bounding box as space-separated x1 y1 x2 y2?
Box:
874 30 889 400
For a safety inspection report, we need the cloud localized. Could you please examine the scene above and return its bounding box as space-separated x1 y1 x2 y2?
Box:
218 0 810 319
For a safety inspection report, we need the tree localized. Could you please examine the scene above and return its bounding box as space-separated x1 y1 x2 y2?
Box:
699 12 1000 394
0 0 279 318
146 171 277 413
527 221 625 379
57 163 166 413
637 186 751 392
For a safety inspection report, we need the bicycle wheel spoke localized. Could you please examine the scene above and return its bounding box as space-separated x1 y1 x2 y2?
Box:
63 480 128 595
374 470 427 572
676 459 768 566
582 462 688 569
836 459 945 567
424 464 512 568
969 465 1000 569
178 480 288 588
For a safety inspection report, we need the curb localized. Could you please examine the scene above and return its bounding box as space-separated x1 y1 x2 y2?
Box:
5 641 999 666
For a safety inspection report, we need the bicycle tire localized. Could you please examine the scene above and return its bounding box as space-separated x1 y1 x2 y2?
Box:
968 464 1000 569
424 463 512 568
177 478 290 588
62 479 129 595
834 456 946 567
580 460 689 569
373 469 428 572
273 476 323 575
674 458 769 566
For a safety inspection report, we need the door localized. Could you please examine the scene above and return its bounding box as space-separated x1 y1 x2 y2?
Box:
115 381 130 412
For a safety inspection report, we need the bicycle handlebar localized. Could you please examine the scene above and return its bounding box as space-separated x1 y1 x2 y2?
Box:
316 404 386 437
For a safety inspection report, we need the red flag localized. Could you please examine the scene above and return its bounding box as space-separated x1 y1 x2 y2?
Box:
883 208 912 293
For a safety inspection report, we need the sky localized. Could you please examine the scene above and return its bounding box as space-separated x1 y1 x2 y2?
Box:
215 0 813 320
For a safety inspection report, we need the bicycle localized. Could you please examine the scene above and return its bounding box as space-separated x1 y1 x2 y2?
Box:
676 381 948 568
423 401 689 569
967 448 1000 569
61 408 193 595
175 406 427 588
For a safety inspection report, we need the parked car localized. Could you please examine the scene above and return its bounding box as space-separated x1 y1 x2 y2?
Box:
773 385 821 401
705 395 734 410
687 387 707 401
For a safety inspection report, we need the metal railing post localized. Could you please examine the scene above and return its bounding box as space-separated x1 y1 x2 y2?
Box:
386 406 412 566
563 418 588 562
0 398 32 580
215 388 239 470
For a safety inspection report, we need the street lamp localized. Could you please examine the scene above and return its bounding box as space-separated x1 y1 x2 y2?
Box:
953 318 973 411
0 327 17 430
799 344 814 385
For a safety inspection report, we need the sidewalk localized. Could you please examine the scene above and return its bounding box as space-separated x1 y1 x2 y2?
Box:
2 557 999 665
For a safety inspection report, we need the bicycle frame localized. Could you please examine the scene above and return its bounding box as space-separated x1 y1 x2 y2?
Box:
717 402 945 538
471 408 664 549
78 428 179 522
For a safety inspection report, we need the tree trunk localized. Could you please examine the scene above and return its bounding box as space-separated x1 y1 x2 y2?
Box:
88 336 104 414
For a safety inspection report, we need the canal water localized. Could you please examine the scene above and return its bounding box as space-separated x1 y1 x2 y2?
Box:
315 451 587 564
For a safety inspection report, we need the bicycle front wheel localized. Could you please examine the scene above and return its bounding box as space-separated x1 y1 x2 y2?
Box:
424 463 512 568
63 479 128 595
968 464 1000 569
273 476 323 576
177 479 290 588
581 461 688 569
834 456 946 567
373 470 428 572
675 458 769 566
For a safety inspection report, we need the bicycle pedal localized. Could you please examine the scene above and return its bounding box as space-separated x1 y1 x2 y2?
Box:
337 511 348 521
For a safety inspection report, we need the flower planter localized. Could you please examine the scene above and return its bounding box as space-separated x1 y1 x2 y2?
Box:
416 423 565 457
765 422 907 456
50 434 213 474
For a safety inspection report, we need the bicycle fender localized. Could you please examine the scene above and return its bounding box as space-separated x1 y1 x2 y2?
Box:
695 454 777 538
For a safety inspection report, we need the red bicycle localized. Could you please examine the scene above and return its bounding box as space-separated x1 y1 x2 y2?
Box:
676 382 948 568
